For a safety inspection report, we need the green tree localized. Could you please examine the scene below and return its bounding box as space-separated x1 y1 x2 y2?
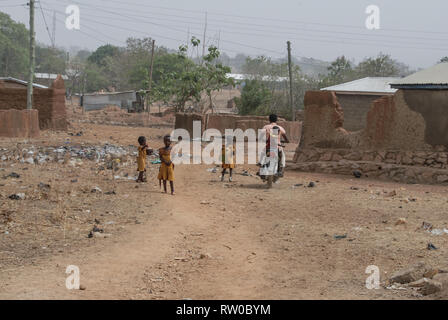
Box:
153 37 234 112
235 80 272 116
35 45 67 74
84 63 108 92
152 53 187 84
321 56 354 86
200 45 234 112
0 11 28 78
441 57 448 63
355 53 402 77
87 44 119 67
75 50 91 62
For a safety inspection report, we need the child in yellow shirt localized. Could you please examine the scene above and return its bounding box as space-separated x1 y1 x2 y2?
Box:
136 136 153 183
221 136 236 182
157 135 175 195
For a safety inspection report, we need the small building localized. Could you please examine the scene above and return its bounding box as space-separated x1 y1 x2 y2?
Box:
390 62 448 90
35 73 68 88
390 62 448 149
321 77 400 131
0 77 48 89
81 90 146 112
0 75 67 131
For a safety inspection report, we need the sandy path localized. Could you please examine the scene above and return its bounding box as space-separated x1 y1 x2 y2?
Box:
1 159 448 300
0 163 272 299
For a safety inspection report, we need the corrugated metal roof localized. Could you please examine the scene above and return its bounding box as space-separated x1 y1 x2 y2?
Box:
83 90 137 96
0 77 48 89
35 73 68 80
321 77 400 94
226 73 288 82
390 63 448 88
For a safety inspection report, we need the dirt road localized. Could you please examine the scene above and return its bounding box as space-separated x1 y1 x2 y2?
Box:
1 124 448 300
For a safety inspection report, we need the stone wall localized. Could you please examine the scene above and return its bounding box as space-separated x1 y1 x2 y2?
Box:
0 109 40 138
0 75 67 131
292 90 448 184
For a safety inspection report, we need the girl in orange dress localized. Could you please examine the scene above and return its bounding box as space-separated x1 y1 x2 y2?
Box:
221 136 236 182
137 136 152 182
157 135 175 195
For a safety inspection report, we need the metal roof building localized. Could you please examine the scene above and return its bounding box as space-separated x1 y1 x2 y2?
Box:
321 77 400 95
390 63 448 90
0 77 48 89
320 77 401 131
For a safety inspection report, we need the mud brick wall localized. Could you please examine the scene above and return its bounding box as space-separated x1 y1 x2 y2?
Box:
300 90 448 151
402 90 448 149
301 91 349 149
174 113 205 138
205 114 240 134
293 90 448 184
0 109 40 138
234 119 267 132
0 75 67 131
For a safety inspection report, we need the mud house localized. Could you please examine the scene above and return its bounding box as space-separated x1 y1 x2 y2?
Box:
292 63 448 185
0 75 67 133
321 77 400 131
390 62 448 150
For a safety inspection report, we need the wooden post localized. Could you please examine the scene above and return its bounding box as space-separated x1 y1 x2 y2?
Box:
147 39 156 116
287 41 295 121
27 0 36 110
202 11 207 60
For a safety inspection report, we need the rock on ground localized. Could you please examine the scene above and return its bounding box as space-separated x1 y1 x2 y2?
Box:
389 262 437 284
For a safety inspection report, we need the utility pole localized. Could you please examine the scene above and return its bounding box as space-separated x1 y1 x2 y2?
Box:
147 39 156 115
52 10 56 48
187 27 190 48
202 11 207 59
27 0 36 110
287 41 295 121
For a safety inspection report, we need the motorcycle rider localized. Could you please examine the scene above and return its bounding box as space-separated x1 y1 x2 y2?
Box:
262 114 289 176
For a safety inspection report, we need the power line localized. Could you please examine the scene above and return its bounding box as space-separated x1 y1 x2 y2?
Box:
38 0 446 69
56 0 448 37
40 2 448 54
39 0 448 54
0 4 28 7
41 7 125 45
37 0 53 46
42 1 285 55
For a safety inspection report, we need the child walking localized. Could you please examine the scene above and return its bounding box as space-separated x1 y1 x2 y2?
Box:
221 136 236 182
136 136 152 182
158 135 175 195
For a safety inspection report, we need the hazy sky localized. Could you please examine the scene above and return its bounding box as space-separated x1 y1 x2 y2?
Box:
2 0 447 68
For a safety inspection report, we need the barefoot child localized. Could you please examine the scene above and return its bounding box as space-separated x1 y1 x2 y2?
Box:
158 135 175 195
136 136 153 182
221 136 236 182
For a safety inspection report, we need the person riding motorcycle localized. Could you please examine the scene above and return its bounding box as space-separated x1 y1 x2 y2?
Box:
262 114 289 177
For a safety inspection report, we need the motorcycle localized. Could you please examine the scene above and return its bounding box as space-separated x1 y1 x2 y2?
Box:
257 142 285 188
